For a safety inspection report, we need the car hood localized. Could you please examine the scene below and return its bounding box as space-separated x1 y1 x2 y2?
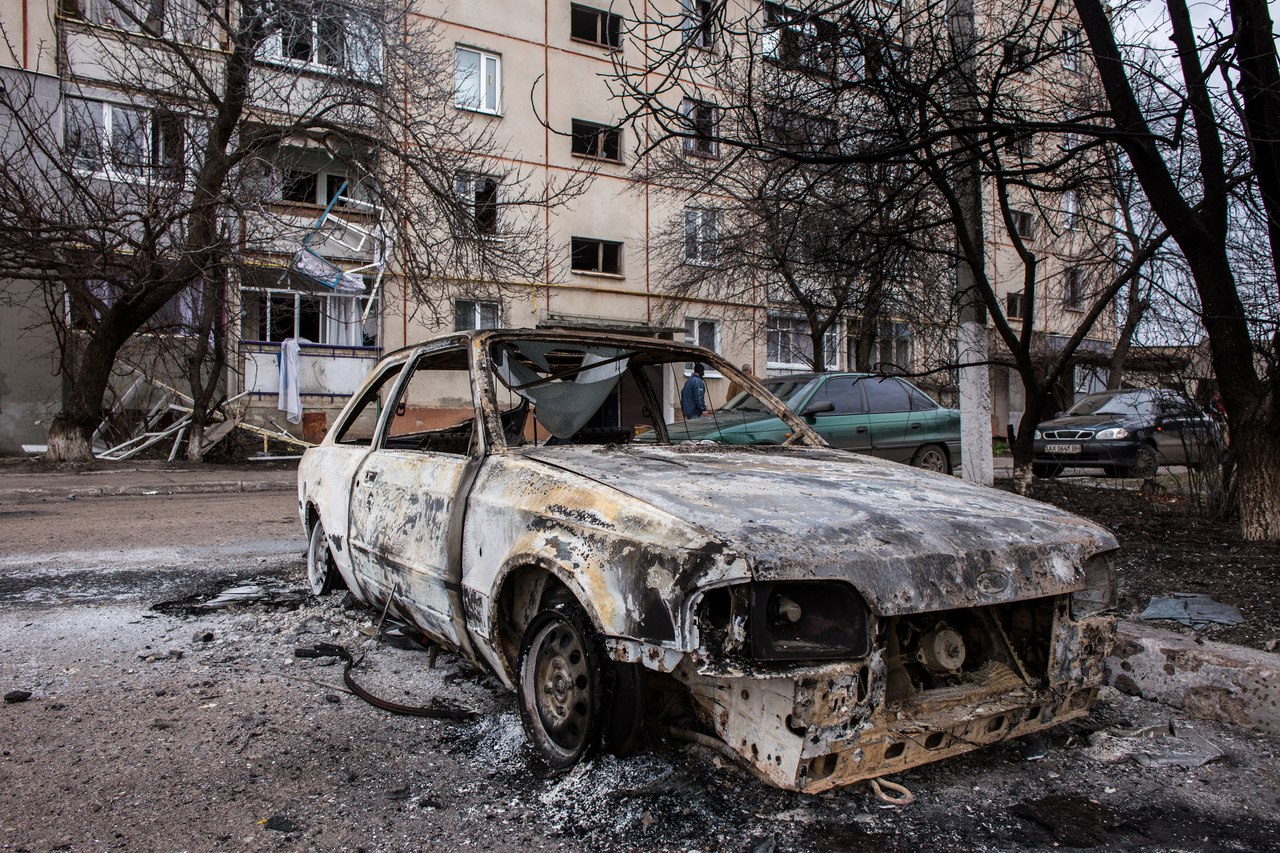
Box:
520 444 1117 616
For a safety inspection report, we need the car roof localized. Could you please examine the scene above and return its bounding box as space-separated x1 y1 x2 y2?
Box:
377 327 722 364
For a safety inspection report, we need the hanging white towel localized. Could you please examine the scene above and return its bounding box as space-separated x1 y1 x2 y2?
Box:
278 337 303 424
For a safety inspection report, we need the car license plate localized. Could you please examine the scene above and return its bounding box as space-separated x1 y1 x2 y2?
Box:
1045 443 1081 454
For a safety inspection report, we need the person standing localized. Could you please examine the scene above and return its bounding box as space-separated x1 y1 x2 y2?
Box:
681 363 710 419
725 362 754 402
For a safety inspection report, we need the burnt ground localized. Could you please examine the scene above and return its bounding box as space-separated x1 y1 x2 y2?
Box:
1 485 1279 851
1015 477 1280 651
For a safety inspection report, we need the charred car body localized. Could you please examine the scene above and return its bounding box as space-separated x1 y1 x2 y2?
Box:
298 330 1118 792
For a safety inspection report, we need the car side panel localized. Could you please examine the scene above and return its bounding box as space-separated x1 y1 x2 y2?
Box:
299 444 369 588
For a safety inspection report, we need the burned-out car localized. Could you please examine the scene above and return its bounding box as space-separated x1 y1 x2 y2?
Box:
298 330 1118 792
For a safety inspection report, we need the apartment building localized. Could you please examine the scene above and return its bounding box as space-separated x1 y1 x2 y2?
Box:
0 0 1114 453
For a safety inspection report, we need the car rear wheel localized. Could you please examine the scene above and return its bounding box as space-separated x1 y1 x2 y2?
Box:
911 444 950 474
518 604 605 773
1032 463 1062 478
306 518 343 596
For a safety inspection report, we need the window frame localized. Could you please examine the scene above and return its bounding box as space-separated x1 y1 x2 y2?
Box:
260 4 382 80
570 119 623 162
766 313 839 372
680 98 720 159
454 298 500 331
240 285 379 347
569 3 623 49
64 97 186 184
1006 290 1026 320
1062 27 1082 73
682 0 716 50
454 45 502 115
683 206 719 266
570 237 624 276
874 319 911 374
1010 209 1037 241
1064 267 1087 312
455 172 502 236
761 1 840 76
1062 189 1079 231
683 317 722 374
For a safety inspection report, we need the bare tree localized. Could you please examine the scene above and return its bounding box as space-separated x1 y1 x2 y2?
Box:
1070 0 1280 539
0 0 571 461
612 0 1167 482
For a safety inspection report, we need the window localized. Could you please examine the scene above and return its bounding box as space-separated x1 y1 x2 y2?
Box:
1006 290 1026 319
455 46 501 114
767 314 838 370
455 299 500 331
65 98 184 181
764 105 839 154
241 287 377 347
571 120 622 162
685 317 718 352
762 2 839 75
863 378 911 413
1065 267 1086 311
66 277 204 333
682 0 715 49
875 320 910 373
1063 189 1078 230
809 377 866 414
1002 40 1033 71
683 207 719 265
384 350 476 454
1062 28 1081 72
85 0 162 34
680 98 719 158
456 173 500 235
571 237 622 275
570 4 621 48
1011 209 1036 241
264 4 381 78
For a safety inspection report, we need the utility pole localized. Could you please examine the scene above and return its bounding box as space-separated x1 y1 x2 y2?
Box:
948 0 994 485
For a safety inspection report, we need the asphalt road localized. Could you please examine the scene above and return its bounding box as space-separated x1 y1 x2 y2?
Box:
1 489 1278 852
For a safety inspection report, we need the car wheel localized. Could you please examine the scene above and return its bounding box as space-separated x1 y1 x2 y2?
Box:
1130 444 1158 478
911 444 950 474
518 604 605 773
1032 463 1062 478
306 518 342 596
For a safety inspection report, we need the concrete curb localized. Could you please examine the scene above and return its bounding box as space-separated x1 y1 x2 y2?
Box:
1107 621 1280 736
0 480 296 503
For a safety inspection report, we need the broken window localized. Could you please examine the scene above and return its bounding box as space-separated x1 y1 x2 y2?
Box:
681 0 716 49
241 284 376 346
455 173 501 235
571 119 622 162
64 98 185 181
1007 290 1026 319
1064 267 1086 311
761 2 840 75
680 98 719 158
1011 209 1036 241
570 4 622 48
383 348 477 454
455 46 501 113
493 341 634 441
85 0 163 35
571 237 622 275
265 2 382 78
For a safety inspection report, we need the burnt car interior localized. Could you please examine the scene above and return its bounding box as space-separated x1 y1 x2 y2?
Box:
491 339 777 448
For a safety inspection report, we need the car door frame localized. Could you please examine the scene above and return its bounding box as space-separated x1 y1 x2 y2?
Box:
346 338 484 659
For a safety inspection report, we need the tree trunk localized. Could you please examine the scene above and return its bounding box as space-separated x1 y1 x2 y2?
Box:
1231 415 1280 540
43 324 130 462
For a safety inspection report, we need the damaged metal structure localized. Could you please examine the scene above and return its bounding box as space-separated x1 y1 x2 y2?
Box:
298 330 1117 792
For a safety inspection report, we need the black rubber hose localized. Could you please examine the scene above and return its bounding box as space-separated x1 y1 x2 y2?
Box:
295 643 476 721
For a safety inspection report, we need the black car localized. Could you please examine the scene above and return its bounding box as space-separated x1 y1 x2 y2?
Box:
1032 389 1221 478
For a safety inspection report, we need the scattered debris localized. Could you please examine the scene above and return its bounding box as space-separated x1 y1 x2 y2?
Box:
4 690 32 703
153 579 306 615
1084 720 1225 768
1141 593 1244 628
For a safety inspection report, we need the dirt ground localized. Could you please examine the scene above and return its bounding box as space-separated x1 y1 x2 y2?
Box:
1017 478 1280 651
1 483 1279 851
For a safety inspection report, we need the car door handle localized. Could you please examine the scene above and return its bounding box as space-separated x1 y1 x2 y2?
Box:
856 426 868 434
364 470 378 483
911 423 922 430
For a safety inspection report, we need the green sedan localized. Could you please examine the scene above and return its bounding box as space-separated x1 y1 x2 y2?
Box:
662 373 962 474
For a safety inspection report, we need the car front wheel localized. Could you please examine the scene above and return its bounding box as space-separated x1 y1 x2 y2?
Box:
911 444 950 474
1116 444 1158 479
518 604 604 773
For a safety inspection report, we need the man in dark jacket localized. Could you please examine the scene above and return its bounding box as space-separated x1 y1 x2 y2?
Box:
681 363 709 419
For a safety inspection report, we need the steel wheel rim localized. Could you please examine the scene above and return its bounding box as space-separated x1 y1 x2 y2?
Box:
307 521 328 595
525 618 592 758
1132 447 1157 478
918 448 947 472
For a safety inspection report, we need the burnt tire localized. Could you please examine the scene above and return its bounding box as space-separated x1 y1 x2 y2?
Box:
911 444 950 474
1032 463 1062 478
306 518 343 596
518 604 605 773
